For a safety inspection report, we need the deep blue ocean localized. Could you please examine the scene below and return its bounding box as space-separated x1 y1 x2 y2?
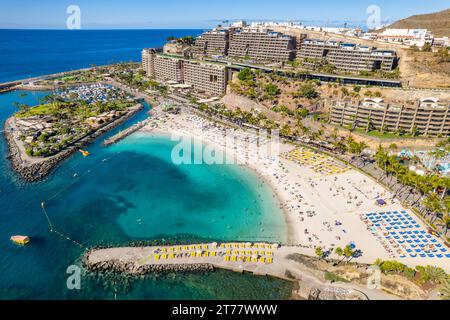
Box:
0 30 291 299
0 29 204 83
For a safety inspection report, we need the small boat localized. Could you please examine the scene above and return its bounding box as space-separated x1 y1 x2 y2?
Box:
79 150 90 157
10 235 30 245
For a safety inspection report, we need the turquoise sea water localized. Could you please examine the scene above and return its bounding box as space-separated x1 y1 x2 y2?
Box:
0 90 290 299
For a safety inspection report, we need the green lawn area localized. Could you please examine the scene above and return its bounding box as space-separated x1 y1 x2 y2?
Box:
365 130 402 139
16 103 60 118
354 129 416 139
60 76 77 81
16 100 133 119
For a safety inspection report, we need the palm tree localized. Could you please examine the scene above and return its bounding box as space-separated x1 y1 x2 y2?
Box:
439 279 450 300
440 178 450 200
423 193 443 223
375 145 389 176
423 266 448 285
442 199 450 236
343 245 355 262
335 247 344 264
429 175 442 195
442 214 450 237
315 247 324 260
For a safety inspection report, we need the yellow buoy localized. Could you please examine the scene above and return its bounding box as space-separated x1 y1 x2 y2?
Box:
79 150 90 157
11 235 30 245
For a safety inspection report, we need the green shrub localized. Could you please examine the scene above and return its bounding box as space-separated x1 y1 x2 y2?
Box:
403 267 416 279
264 83 281 97
238 68 255 82
325 271 349 283
25 147 34 156
379 260 406 274
295 83 318 99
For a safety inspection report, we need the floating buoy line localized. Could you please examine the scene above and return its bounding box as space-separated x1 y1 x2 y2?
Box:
37 148 126 250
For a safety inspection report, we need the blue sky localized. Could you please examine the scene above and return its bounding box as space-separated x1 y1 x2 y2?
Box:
0 0 448 29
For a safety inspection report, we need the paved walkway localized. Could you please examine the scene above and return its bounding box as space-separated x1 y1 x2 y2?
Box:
86 242 401 300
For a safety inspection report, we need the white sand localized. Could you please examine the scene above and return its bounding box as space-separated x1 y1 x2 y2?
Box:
139 110 450 271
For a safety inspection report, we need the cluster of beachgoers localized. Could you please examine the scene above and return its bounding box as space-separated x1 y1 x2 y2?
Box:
141 108 450 272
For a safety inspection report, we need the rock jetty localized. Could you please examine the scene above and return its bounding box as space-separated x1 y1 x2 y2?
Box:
85 258 214 276
103 118 150 146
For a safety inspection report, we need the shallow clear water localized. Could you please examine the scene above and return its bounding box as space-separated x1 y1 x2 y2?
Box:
0 90 291 299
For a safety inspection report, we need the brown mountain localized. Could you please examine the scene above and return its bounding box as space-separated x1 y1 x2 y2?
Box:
382 8 450 37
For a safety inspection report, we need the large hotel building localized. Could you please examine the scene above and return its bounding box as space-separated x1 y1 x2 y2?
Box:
193 27 297 62
227 28 297 62
192 28 398 72
329 98 450 136
142 27 400 96
142 48 228 96
193 29 230 57
297 39 397 73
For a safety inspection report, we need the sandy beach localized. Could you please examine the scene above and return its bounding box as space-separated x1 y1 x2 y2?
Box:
139 109 450 272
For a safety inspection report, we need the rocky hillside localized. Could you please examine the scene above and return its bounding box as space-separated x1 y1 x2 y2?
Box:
384 8 450 37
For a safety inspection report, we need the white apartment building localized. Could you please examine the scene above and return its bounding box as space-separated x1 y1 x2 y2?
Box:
377 29 433 47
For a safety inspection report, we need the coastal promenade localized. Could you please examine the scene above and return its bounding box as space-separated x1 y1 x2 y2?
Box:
85 243 399 300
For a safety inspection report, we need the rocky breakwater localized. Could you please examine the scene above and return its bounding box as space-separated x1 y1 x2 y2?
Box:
84 251 214 276
4 104 144 182
103 118 150 147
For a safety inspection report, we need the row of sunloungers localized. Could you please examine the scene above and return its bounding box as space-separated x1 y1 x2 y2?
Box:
361 211 450 259
151 243 279 264
284 148 349 175
154 242 278 252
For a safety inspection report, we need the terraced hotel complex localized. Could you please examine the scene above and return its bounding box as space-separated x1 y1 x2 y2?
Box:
330 98 450 136
142 49 228 96
193 29 230 57
227 28 297 62
297 39 397 73
141 27 401 96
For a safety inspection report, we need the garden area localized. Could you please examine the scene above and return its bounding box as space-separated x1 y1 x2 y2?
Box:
14 87 136 158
